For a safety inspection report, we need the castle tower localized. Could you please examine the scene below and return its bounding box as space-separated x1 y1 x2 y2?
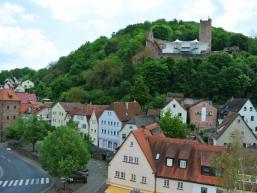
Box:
199 18 212 52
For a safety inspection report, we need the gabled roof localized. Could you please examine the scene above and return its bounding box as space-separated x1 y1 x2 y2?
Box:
58 102 83 115
0 89 20 101
85 104 108 118
147 108 160 117
131 129 225 186
107 101 143 122
127 115 158 128
212 112 257 140
221 97 248 114
16 92 37 104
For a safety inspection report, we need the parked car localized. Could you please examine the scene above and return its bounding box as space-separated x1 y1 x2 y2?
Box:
67 174 87 184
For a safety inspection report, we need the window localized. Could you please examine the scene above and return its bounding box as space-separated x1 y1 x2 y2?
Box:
123 155 128 162
82 124 87 129
178 113 182 117
14 105 16 109
115 171 120 178
237 119 240 123
242 116 244 120
155 154 160 160
7 105 9 110
122 134 126 140
141 176 147 184
131 174 136 182
130 141 133 147
166 158 173 167
250 107 253 111
121 172 125 179
201 187 208 193
108 141 112 148
216 189 223 193
164 179 169 187
251 116 254 121
244 107 247 111
129 156 133 163
173 104 176 108
255 127 257 132
13 116 16 120
134 157 139 164
177 181 183 190
179 160 187 168
114 131 116 135
7 116 9 120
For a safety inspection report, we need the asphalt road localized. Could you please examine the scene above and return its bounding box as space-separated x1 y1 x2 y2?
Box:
0 147 51 193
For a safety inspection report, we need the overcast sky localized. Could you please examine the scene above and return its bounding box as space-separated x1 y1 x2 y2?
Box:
1 0 257 70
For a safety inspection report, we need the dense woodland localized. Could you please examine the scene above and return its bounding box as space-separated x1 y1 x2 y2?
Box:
2 19 257 108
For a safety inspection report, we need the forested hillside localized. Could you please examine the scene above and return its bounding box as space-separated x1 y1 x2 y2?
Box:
1 19 257 108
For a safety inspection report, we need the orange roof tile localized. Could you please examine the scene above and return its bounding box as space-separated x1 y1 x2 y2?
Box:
132 128 225 186
0 89 20 101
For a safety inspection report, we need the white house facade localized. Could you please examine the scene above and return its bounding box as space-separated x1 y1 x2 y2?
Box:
37 107 52 125
51 102 69 127
162 99 187 123
89 111 99 146
21 80 34 89
106 128 225 193
238 100 257 134
73 114 88 135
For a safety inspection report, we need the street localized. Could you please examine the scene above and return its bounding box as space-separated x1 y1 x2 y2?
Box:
74 159 107 193
0 147 51 193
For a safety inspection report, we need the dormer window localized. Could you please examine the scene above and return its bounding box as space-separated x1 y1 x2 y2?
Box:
166 158 173 167
179 160 187 168
155 154 160 160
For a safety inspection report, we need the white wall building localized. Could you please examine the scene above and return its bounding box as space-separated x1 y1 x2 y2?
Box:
162 99 187 123
21 80 34 89
107 127 225 193
220 98 257 135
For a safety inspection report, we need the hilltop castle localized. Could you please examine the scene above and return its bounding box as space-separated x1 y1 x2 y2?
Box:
145 19 212 58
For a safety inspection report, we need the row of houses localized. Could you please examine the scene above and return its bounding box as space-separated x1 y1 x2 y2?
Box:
162 93 257 147
1 87 257 152
2 78 34 92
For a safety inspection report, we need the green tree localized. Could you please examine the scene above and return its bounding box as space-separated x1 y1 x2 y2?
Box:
61 87 87 102
39 126 91 178
160 111 188 138
152 25 171 40
130 75 150 106
212 130 257 193
4 116 51 152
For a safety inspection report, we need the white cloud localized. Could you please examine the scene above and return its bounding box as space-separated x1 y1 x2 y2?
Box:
178 0 216 21
0 2 58 70
215 0 257 33
32 0 164 29
0 2 35 25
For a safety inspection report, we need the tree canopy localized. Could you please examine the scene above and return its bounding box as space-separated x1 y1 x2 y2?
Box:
4 116 51 152
1 19 257 107
39 125 91 178
160 111 188 138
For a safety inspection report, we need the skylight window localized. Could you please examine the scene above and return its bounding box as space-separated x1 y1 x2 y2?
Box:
166 158 173 167
155 153 160 160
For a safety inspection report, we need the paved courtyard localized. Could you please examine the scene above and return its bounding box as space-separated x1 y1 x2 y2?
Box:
75 159 107 193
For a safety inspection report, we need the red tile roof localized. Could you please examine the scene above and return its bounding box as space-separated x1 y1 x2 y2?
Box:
0 89 20 101
132 128 225 186
16 92 37 104
108 101 143 122
84 104 109 118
